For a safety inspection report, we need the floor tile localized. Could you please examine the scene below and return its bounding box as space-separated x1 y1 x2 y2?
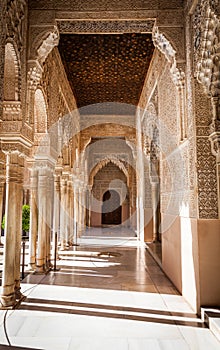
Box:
2 232 218 350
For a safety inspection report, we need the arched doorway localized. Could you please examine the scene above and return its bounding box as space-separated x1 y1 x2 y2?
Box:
102 190 122 225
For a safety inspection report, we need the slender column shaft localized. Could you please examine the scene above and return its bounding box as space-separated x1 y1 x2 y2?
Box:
46 172 52 268
29 168 38 269
87 189 92 227
73 185 78 244
151 182 159 242
65 182 70 245
68 181 74 245
14 168 24 297
53 174 60 256
60 178 67 249
1 153 24 306
78 188 83 236
36 167 48 273
81 189 85 234
0 183 4 245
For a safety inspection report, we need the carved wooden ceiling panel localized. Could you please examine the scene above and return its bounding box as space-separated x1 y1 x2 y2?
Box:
58 33 154 113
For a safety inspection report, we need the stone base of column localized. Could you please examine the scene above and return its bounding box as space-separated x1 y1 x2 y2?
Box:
34 264 47 274
28 262 36 271
15 287 26 302
60 240 69 250
46 260 53 270
0 293 16 308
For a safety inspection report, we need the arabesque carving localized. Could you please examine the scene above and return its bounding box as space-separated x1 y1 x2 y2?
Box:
6 0 27 52
89 156 129 187
58 20 154 34
152 26 185 88
196 3 220 98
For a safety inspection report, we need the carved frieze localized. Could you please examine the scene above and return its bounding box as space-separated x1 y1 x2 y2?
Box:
58 20 155 34
0 141 30 157
0 120 22 132
29 0 159 11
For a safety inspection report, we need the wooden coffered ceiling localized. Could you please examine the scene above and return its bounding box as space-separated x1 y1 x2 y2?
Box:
58 33 154 114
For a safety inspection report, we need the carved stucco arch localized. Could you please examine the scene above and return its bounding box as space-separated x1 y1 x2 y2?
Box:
89 156 129 187
152 25 185 87
4 41 21 101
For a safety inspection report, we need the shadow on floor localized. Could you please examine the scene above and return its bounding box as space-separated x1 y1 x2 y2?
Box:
19 297 205 328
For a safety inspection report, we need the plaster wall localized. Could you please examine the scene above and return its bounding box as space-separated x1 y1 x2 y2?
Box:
162 214 220 312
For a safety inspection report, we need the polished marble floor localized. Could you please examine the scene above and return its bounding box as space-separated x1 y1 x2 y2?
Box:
0 230 220 349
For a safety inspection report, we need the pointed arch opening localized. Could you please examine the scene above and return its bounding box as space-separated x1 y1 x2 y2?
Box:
34 88 48 133
4 42 20 101
102 189 122 225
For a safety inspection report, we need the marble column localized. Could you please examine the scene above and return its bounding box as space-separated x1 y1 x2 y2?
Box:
28 167 38 270
60 177 67 250
0 183 5 246
87 186 92 227
23 188 28 205
81 188 86 234
1 152 24 307
35 167 48 273
68 179 74 245
45 172 53 269
151 180 160 242
53 173 60 258
0 154 5 246
14 162 24 299
78 187 83 236
65 180 71 246
73 184 78 244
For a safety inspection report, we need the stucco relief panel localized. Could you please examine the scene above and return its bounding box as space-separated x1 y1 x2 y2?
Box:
196 137 218 218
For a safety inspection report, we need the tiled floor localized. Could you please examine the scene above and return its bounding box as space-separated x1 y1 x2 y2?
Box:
0 229 220 349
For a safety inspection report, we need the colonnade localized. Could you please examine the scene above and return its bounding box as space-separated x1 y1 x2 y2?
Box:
0 156 88 307
28 164 87 269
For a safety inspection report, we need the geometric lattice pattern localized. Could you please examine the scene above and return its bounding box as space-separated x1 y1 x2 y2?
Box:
58 34 154 112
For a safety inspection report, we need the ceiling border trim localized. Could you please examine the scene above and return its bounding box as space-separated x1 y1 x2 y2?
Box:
57 20 155 34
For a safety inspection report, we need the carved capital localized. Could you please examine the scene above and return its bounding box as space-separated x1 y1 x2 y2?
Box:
1 141 30 157
2 101 22 121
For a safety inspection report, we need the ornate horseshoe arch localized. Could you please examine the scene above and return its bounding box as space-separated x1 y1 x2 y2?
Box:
89 156 129 187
